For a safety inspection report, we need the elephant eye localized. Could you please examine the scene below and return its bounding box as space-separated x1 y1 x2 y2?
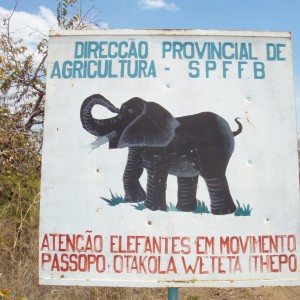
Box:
128 109 134 114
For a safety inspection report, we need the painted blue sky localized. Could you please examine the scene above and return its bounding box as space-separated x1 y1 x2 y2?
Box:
1 0 300 127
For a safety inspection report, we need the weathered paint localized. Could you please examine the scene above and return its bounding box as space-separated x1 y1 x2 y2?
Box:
40 29 299 287
49 29 291 38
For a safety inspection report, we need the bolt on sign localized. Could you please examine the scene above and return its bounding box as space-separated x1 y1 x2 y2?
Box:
40 30 300 287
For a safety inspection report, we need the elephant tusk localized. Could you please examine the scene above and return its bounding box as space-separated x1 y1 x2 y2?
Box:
89 131 117 150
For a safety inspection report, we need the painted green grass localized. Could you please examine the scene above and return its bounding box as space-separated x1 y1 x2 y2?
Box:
132 202 180 211
193 200 210 214
167 202 179 212
234 200 253 216
167 200 210 213
100 191 211 214
131 202 145 211
100 190 126 206
100 191 253 216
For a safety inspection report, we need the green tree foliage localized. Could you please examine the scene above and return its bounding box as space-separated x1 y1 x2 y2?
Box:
0 14 47 130
0 107 41 206
57 0 99 29
0 0 100 225
0 0 99 204
0 1 98 131
0 2 100 296
0 3 45 247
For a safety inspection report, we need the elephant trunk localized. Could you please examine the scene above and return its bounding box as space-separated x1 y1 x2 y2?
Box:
80 94 120 136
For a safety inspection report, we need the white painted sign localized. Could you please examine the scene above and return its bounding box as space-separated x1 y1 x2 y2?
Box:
40 30 300 287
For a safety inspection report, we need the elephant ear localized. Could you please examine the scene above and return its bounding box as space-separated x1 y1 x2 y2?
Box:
118 100 180 148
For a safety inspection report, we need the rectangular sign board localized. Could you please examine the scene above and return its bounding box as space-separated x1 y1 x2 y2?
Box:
40 30 300 287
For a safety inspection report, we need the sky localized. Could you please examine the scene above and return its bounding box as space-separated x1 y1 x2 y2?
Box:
1 0 300 127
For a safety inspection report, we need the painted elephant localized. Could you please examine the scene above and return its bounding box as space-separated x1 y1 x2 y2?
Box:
80 94 242 214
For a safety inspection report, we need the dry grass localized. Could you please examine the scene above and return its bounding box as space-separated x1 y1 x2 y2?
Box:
0 200 169 299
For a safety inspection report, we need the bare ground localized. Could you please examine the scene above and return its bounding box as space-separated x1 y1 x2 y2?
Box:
26 286 300 300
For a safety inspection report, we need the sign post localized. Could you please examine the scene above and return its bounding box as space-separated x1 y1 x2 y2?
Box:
40 30 300 288
168 288 178 300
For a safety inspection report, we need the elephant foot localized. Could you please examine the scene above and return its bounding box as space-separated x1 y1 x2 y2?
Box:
176 199 197 212
124 187 146 203
210 200 236 215
144 198 167 211
204 176 236 215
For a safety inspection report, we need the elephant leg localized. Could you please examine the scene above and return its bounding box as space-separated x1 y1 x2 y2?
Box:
144 167 168 211
204 175 236 215
176 176 198 212
123 148 146 203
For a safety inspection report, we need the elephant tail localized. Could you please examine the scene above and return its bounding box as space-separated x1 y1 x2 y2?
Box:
232 118 242 136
